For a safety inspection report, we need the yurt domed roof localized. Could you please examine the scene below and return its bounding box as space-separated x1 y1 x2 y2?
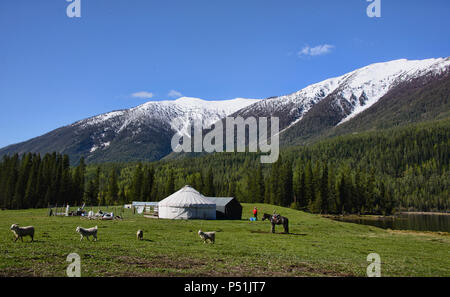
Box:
158 185 216 208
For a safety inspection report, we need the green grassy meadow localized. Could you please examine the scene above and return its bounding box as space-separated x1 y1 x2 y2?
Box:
0 204 448 277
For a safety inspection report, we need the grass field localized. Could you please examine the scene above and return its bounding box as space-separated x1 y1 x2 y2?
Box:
0 204 449 277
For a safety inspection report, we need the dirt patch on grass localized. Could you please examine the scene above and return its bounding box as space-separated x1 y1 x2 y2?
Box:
0 252 355 277
202 261 354 277
108 255 217 277
0 267 37 277
114 255 354 277
280 263 354 277
118 255 207 270
113 255 210 276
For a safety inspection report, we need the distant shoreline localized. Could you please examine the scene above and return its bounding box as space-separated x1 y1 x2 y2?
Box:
323 211 450 221
397 211 450 216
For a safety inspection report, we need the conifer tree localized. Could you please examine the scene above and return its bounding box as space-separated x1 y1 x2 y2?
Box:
131 163 143 201
165 169 175 197
203 168 215 196
320 162 329 214
304 160 314 207
255 164 265 203
141 165 154 201
106 168 119 205
72 157 86 205
84 180 97 206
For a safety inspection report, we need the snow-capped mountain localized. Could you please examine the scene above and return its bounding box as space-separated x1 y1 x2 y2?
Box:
234 57 450 133
0 97 259 163
75 97 260 153
79 97 260 132
1 57 449 163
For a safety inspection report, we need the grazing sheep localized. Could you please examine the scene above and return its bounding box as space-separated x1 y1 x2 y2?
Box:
198 230 215 244
76 226 98 241
10 224 34 242
136 230 143 240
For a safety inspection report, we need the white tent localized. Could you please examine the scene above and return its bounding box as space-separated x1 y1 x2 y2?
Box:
158 185 216 220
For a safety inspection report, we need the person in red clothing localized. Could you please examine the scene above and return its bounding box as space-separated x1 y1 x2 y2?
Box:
253 207 258 220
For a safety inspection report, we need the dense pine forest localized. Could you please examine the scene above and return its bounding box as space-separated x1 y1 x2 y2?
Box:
0 119 448 214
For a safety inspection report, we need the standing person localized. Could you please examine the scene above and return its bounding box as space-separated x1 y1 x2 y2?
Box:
253 207 258 220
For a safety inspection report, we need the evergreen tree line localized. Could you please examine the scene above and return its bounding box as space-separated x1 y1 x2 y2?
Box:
0 119 448 213
262 157 396 215
0 153 85 209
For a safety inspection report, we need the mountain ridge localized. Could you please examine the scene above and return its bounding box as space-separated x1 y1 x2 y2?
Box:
233 57 450 132
1 57 449 164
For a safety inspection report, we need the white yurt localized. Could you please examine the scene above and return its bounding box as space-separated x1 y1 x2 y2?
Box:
158 185 216 220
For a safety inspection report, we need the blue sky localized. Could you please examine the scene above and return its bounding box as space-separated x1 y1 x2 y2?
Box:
1 0 449 147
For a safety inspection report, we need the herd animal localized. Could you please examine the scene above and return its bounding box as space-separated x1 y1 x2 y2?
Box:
10 210 226 244
198 230 215 244
9 224 218 244
136 229 144 240
7 207 291 250
76 225 98 241
10 224 34 242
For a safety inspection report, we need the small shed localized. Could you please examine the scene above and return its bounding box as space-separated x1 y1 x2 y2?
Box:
132 201 159 214
205 197 242 220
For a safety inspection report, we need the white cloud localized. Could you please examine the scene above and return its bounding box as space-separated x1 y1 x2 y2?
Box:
298 44 335 57
131 91 154 99
168 90 183 98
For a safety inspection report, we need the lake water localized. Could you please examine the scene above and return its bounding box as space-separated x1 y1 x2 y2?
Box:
330 213 450 232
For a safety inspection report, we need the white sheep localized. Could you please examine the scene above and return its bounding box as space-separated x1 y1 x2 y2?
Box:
198 230 215 244
10 224 35 242
76 225 98 241
136 230 143 240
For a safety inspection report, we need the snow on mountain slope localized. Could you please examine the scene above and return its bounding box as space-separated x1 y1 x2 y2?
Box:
78 97 259 129
54 57 450 157
73 97 260 153
235 57 450 131
337 57 450 124
1 57 449 164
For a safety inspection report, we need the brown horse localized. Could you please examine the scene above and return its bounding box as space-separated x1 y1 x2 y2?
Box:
262 213 289 234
